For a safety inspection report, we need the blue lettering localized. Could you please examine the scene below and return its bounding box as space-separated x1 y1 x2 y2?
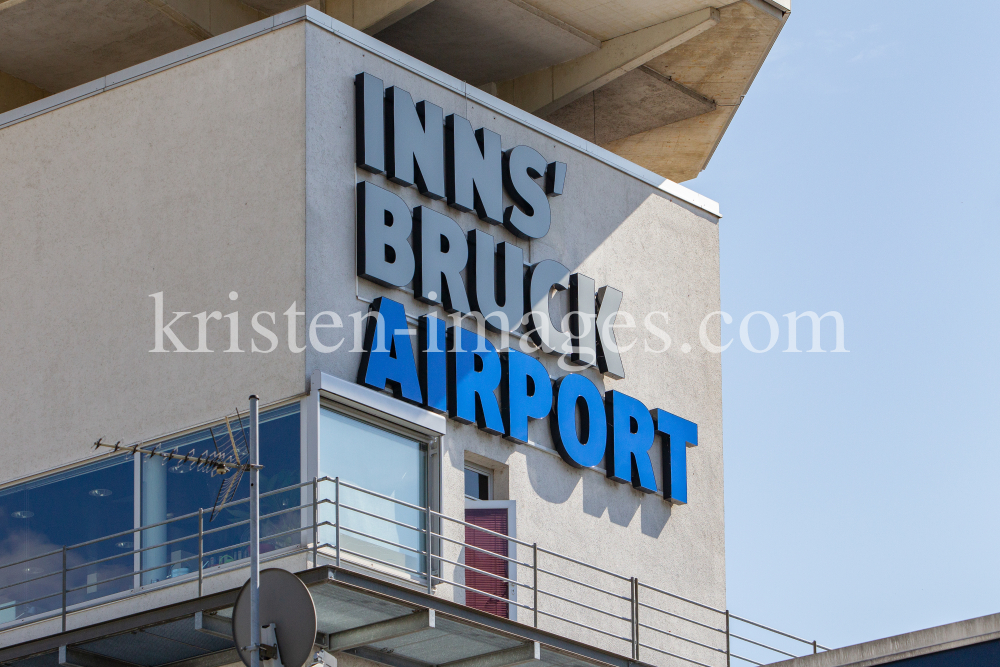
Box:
447 326 504 434
418 314 448 413
651 409 698 504
356 297 422 404
605 391 656 493
550 374 606 468
499 349 553 444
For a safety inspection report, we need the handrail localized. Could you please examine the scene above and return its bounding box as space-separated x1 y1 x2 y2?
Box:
639 642 716 667
729 613 831 650
638 602 726 634
536 545 633 582
435 509 537 550
537 565 633 600
537 587 632 622
0 477 828 667
639 581 728 614
729 633 798 659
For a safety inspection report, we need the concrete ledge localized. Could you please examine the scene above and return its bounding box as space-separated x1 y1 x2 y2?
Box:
770 613 1000 667
0 5 719 219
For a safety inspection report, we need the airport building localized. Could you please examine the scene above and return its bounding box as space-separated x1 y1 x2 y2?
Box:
0 4 852 667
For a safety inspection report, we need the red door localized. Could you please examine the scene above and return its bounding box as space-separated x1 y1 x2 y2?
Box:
465 508 509 618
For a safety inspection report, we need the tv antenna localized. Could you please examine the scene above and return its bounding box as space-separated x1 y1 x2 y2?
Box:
92 396 268 667
93 405 260 522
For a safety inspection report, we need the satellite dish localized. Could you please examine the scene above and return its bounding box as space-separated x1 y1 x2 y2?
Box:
233 569 318 667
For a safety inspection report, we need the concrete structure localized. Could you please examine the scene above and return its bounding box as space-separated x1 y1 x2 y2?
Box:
770 614 1000 667
0 0 788 183
0 6 809 667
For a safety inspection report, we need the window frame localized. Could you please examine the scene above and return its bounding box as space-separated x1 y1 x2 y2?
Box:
135 397 305 589
0 396 307 622
464 463 494 501
307 371 446 583
464 499 518 622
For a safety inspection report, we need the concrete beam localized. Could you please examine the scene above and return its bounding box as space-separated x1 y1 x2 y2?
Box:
141 0 267 39
498 7 719 116
440 643 541 667
162 650 241 667
769 613 1000 667
194 611 232 640
140 0 212 39
0 70 48 114
348 647 428 667
372 0 598 85
322 0 436 34
59 647 141 667
546 66 715 145
327 609 436 652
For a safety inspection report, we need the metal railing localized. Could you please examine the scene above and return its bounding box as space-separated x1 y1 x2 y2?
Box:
0 478 828 666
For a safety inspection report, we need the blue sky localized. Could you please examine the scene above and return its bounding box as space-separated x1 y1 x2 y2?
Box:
692 0 1000 650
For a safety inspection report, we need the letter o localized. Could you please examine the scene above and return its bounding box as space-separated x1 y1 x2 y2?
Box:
550 374 607 468
739 311 779 353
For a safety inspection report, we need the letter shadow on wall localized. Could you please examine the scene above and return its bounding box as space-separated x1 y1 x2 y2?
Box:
523 442 672 539
582 468 671 538
524 447 580 506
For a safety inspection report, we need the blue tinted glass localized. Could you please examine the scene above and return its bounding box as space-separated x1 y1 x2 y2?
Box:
319 408 426 575
0 456 134 622
141 404 300 584
465 469 480 498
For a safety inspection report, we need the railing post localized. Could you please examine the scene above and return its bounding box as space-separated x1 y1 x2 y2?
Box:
532 543 538 628
334 476 341 567
61 546 67 632
631 577 639 660
197 508 204 597
425 505 433 594
725 610 731 667
312 478 319 566
813 640 818 654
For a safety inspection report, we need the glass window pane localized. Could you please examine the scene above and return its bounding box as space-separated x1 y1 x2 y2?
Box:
464 469 480 499
0 456 134 621
464 468 490 501
319 408 426 575
140 404 300 584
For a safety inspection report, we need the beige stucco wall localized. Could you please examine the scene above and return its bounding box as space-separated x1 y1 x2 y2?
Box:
0 24 308 484
303 22 723 658
0 19 723 664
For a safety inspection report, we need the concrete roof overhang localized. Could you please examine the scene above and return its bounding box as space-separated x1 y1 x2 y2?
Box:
0 0 789 183
0 567 653 667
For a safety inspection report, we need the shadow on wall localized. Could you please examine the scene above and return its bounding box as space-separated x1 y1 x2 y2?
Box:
524 451 579 506
520 441 672 538
582 466 672 538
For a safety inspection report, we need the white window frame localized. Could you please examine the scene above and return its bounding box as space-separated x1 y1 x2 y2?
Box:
306 370 446 583
464 499 518 622
464 462 494 501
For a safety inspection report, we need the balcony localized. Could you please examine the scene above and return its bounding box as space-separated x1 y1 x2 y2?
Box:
0 478 826 667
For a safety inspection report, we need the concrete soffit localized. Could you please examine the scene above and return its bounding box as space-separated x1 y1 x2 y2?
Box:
140 0 214 40
139 0 269 39
699 0 789 172
320 0 437 35
133 0 435 45
0 6 721 218
495 7 721 117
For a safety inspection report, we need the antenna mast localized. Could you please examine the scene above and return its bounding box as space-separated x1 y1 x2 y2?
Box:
91 397 266 665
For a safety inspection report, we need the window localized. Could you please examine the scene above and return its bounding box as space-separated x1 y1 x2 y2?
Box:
319 406 428 576
0 456 134 621
140 403 300 585
463 462 516 620
0 402 302 625
464 465 492 501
